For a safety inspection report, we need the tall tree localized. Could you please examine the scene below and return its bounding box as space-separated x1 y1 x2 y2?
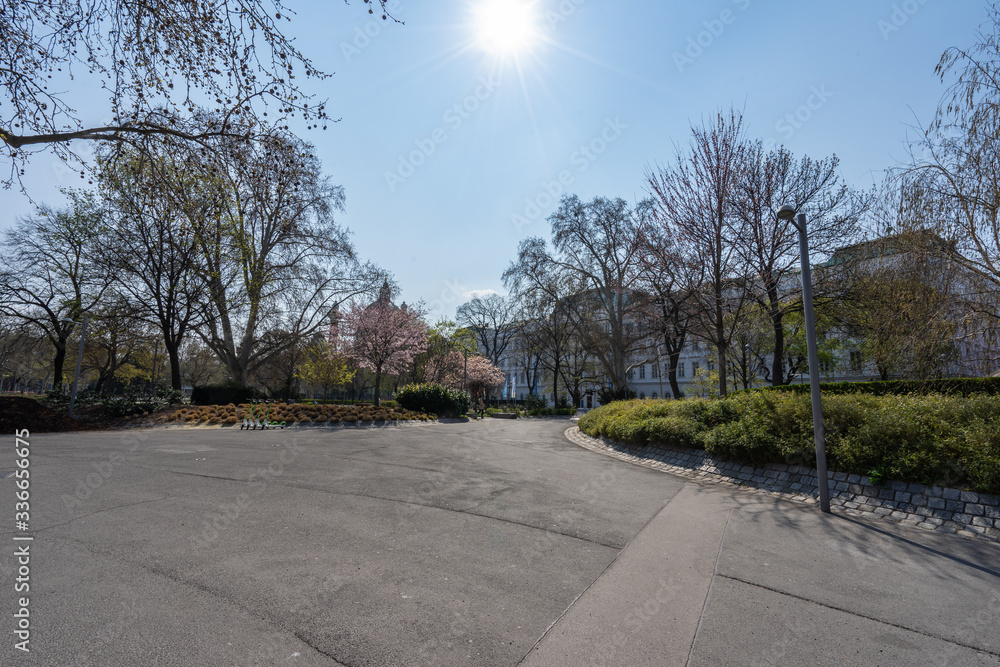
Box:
456 294 519 367
636 201 697 399
185 126 383 385
647 109 748 396
558 332 601 408
97 144 208 390
507 273 576 406
730 143 863 385
504 195 649 395
0 192 112 389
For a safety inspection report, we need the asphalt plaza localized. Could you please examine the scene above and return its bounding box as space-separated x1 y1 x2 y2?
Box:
1 419 997 666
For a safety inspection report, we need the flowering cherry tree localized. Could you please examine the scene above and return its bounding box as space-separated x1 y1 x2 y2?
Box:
423 349 466 386
425 351 505 399
342 299 428 406
465 355 506 400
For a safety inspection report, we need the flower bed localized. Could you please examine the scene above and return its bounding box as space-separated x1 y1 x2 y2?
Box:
151 402 432 427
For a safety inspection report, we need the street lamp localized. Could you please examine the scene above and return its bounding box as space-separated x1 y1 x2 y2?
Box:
777 204 831 513
60 316 89 418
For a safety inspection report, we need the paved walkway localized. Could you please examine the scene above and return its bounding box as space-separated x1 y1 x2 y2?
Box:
1 420 996 665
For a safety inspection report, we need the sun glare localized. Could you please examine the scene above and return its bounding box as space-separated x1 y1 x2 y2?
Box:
474 0 540 56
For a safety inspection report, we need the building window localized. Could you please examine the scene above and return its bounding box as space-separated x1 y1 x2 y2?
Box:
640 392 646 399
707 360 715 372
692 361 700 376
850 350 863 372
627 369 635 380
651 392 658 399
678 362 685 378
639 365 646 379
651 364 659 379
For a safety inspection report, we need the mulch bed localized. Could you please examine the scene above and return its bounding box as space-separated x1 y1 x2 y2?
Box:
144 403 432 427
0 396 434 433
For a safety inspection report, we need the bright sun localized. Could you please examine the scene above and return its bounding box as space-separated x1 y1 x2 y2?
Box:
474 0 540 56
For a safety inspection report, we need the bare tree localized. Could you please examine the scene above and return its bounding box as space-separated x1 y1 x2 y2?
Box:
0 192 112 389
186 126 384 385
180 340 229 388
647 109 749 396
636 201 697 399
730 142 864 385
456 293 519 367
504 195 649 395
0 0 399 185
83 294 149 393
97 144 208 390
510 278 576 406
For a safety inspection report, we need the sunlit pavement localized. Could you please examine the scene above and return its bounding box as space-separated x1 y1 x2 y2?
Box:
1 420 997 666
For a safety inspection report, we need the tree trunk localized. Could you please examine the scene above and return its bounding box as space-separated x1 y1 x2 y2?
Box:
52 339 68 392
771 313 786 386
373 366 383 407
165 340 183 391
552 359 560 407
717 339 729 397
668 350 683 399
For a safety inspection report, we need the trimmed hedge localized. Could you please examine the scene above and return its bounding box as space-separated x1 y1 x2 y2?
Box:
578 394 1000 495
741 377 1000 397
395 383 471 418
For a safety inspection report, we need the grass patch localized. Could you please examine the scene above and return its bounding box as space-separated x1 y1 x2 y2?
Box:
578 394 1000 495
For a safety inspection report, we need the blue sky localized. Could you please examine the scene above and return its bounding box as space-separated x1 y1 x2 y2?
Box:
3 0 992 321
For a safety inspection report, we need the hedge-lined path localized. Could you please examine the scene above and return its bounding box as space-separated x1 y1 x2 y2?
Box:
565 426 1000 545
1 420 996 666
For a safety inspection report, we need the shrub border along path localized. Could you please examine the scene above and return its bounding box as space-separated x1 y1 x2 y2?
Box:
565 426 1000 544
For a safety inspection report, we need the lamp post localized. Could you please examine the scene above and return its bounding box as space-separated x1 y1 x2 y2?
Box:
61 316 89 418
777 204 830 513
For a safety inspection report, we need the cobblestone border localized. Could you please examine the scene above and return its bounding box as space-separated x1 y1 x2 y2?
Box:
565 426 1000 544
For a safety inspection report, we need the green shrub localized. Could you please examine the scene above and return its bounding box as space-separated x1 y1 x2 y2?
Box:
395 383 470 418
597 386 637 405
524 394 548 411
94 389 172 419
742 377 1000 397
578 393 1000 494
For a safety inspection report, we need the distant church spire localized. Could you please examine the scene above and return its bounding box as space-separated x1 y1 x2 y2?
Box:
377 278 392 305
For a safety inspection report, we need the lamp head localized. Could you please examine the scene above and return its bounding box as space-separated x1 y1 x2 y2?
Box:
777 204 797 221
